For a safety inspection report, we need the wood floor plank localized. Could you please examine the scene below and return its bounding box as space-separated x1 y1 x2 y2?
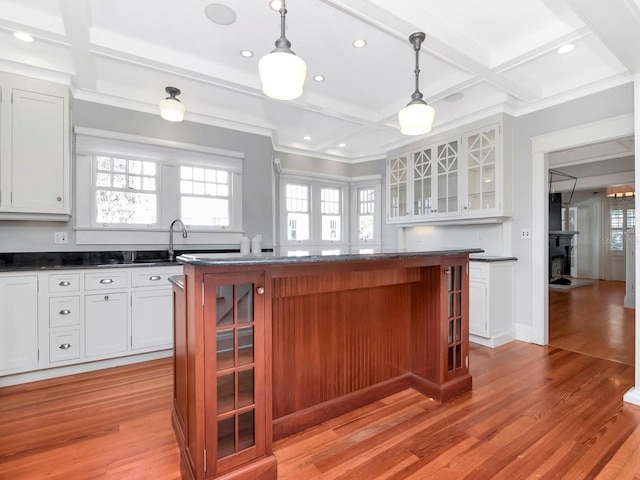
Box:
0 313 639 480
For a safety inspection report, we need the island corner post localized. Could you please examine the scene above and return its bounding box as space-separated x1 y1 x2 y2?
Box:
171 250 476 480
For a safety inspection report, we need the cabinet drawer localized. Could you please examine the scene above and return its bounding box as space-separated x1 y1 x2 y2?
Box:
49 330 80 363
131 269 179 288
49 273 80 293
49 296 80 327
84 271 127 290
469 263 489 280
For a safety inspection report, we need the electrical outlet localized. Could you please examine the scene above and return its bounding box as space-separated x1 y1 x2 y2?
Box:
54 231 68 244
520 228 532 239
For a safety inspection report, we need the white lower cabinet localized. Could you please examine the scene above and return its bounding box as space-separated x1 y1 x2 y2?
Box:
469 259 516 348
0 265 181 385
85 292 128 357
131 290 173 350
0 275 39 373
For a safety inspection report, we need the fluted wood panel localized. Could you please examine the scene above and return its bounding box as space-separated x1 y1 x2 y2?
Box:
271 268 420 298
272 284 412 419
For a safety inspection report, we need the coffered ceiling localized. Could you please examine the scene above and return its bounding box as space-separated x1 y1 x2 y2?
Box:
1 0 639 162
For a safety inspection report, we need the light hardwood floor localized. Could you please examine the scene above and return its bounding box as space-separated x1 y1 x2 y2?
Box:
2 338 640 479
549 279 635 366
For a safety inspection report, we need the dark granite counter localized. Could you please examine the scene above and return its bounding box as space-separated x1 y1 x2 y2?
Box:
0 249 252 272
168 274 184 290
177 248 483 267
469 254 517 262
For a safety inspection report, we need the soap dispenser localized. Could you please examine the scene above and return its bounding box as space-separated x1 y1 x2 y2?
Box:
251 234 262 256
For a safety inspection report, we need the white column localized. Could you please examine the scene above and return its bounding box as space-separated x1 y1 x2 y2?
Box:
624 74 640 406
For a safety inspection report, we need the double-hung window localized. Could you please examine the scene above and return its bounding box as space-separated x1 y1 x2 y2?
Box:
610 203 635 252
279 172 381 255
75 128 244 245
180 166 230 227
95 156 158 226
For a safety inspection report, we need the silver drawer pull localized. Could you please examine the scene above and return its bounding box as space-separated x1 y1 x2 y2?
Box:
149 275 162 281
59 281 71 286
59 309 71 315
59 343 71 350
104 295 109 301
99 278 114 284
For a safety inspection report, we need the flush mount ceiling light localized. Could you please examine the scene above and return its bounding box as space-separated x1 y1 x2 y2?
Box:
240 50 253 58
352 39 367 48
159 87 185 122
398 32 435 136
313 75 325 82
14 31 34 42
259 0 307 100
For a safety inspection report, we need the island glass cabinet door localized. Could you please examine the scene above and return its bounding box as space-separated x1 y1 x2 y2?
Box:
442 256 469 381
203 271 267 477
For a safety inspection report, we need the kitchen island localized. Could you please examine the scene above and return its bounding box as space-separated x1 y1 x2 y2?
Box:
173 249 479 480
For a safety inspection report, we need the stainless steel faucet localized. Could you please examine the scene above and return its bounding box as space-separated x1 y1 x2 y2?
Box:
169 218 188 261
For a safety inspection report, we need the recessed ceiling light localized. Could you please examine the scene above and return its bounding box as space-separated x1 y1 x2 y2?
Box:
204 3 237 25
303 135 311 140
240 50 253 58
557 44 575 54
443 92 464 103
14 31 34 43
352 39 367 48
270 0 283 10
338 143 346 147
313 75 325 82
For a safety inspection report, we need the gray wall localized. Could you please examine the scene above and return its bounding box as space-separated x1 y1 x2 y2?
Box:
0 101 275 252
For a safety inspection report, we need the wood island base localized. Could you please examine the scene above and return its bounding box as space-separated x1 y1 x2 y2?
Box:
171 250 476 480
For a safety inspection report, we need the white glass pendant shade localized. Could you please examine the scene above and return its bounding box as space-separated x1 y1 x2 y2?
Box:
259 51 307 100
398 102 435 136
159 97 185 122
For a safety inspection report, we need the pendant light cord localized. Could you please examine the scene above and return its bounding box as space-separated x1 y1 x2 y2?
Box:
409 32 425 104
273 1 293 53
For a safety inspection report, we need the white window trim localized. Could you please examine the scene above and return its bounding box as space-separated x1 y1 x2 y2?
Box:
279 171 349 251
278 170 382 254
74 128 244 246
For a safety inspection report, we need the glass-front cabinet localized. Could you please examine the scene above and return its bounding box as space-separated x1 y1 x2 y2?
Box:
204 271 267 477
386 121 510 224
442 257 469 382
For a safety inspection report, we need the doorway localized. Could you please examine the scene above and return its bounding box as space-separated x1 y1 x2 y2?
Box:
530 113 635 346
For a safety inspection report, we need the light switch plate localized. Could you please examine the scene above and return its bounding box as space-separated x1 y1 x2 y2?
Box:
54 231 68 244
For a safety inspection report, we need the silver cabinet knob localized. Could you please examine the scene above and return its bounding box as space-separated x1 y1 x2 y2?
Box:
59 309 71 315
59 343 71 350
59 281 71 286
99 278 114 284
149 275 161 281
256 286 265 295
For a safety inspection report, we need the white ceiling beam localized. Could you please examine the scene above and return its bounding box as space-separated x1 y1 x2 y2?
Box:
58 0 96 90
568 0 640 73
323 0 540 103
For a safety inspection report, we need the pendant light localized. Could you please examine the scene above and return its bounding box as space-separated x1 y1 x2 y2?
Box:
259 0 307 100
398 32 435 136
159 87 185 122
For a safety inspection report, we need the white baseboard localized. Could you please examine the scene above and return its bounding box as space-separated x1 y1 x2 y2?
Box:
0 350 172 388
470 331 516 348
624 386 640 406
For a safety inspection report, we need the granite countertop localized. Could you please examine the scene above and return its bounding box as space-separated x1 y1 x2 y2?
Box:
177 248 483 267
168 275 184 289
469 254 518 262
0 249 246 272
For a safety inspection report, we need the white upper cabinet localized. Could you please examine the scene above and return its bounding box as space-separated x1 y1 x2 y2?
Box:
0 72 70 220
386 118 513 225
